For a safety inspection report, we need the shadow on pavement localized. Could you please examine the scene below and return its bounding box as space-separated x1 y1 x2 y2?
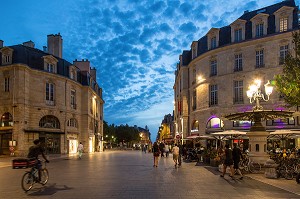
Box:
28 183 73 196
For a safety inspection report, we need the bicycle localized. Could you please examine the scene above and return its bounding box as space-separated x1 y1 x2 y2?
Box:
21 161 49 192
239 155 261 173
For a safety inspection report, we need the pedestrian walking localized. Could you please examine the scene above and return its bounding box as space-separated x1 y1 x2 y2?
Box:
152 142 160 167
159 142 165 157
220 144 234 178
232 143 243 179
172 144 180 167
164 143 169 157
178 143 183 166
78 142 84 159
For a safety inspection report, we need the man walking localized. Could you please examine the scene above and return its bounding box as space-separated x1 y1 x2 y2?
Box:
172 144 180 167
78 142 84 159
232 143 243 179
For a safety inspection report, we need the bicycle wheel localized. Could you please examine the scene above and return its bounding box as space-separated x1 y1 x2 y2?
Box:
40 168 49 185
21 172 34 192
249 162 261 173
284 166 294 180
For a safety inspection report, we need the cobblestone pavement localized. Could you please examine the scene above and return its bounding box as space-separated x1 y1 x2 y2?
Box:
0 151 300 199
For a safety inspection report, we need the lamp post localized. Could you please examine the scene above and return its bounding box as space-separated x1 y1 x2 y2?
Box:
246 79 273 111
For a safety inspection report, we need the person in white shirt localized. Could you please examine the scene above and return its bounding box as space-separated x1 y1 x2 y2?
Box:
78 142 84 159
172 144 180 167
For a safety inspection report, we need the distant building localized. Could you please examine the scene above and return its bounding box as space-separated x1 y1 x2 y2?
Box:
174 0 300 148
158 114 174 143
135 125 151 145
0 33 104 156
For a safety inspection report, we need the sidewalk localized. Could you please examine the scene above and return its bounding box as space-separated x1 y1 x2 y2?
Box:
0 154 77 168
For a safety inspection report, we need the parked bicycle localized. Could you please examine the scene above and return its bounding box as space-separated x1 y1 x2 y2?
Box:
21 161 49 192
239 155 262 173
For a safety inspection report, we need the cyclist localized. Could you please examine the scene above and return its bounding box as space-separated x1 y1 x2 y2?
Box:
27 139 49 182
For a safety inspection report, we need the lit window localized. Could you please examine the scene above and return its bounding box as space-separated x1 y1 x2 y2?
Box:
39 115 60 128
279 17 288 32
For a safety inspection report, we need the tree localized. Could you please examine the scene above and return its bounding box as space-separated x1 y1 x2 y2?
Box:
275 31 300 107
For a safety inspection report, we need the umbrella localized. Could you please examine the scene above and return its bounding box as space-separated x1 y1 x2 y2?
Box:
211 130 247 148
268 129 300 148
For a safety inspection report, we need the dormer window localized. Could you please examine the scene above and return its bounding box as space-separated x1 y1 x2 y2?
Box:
250 13 269 39
42 55 58 74
69 66 77 81
191 41 198 59
207 28 220 50
0 47 13 65
256 23 264 37
211 37 217 49
274 6 294 33
279 17 288 32
47 63 54 73
230 19 246 43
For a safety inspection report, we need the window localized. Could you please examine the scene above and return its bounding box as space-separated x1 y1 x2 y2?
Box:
234 80 243 104
39 115 60 128
255 23 264 37
192 67 196 84
4 77 9 92
256 49 264 68
0 112 13 127
192 89 196 110
46 63 55 73
67 118 78 128
234 29 242 42
4 55 10 64
234 53 243 71
233 120 252 127
279 17 288 32
71 89 76 109
210 60 217 76
211 37 217 49
206 117 224 129
209 85 218 106
279 45 289 65
46 82 55 105
266 117 295 126
192 45 197 59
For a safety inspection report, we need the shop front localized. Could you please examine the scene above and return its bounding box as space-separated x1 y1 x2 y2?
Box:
0 130 12 155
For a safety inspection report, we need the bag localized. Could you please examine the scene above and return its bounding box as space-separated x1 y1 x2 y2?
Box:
12 158 37 169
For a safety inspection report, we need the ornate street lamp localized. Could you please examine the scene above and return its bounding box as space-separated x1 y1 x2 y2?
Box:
246 79 273 111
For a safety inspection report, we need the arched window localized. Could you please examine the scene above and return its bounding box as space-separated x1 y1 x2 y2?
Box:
206 117 224 129
191 120 199 132
39 115 60 129
1 112 13 127
67 118 78 128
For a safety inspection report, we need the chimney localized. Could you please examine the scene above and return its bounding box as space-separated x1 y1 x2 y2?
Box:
0 40 3 48
90 67 97 80
47 33 63 58
73 59 90 73
43 46 47 52
23 40 35 48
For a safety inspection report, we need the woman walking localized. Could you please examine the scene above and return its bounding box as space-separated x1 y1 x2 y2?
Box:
152 142 160 167
220 144 234 178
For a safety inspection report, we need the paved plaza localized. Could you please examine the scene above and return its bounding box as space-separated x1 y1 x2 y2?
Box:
0 150 300 199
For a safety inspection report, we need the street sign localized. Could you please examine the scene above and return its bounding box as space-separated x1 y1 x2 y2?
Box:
176 135 181 139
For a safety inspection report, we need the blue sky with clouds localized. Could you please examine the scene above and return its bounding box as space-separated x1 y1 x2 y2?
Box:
1 0 299 142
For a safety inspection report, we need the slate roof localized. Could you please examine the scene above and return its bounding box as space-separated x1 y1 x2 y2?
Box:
180 0 299 67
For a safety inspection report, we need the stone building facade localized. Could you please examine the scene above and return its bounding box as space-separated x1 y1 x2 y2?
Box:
174 0 300 148
0 33 104 156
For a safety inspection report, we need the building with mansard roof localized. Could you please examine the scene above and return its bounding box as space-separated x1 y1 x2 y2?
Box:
0 33 104 156
173 0 300 149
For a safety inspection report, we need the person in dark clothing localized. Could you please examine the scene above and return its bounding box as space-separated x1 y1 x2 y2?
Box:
152 142 160 167
27 139 49 182
159 142 165 157
232 143 243 179
220 144 234 178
